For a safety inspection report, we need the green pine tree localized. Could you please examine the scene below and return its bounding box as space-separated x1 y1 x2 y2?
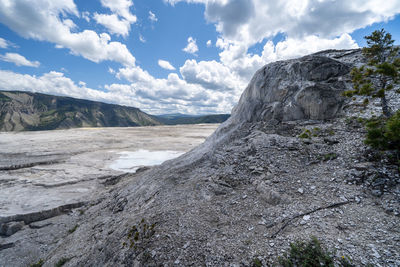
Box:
344 29 400 117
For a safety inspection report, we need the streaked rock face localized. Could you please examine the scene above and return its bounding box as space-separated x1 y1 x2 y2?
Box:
231 55 350 123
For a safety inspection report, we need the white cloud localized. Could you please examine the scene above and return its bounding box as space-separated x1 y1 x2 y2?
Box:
113 66 233 114
94 0 137 37
166 0 400 46
158 60 176 70
206 40 212 47
108 67 115 74
0 70 110 102
180 59 244 92
149 11 158 22
183 37 198 55
0 68 232 115
0 52 40 67
100 0 136 22
93 13 132 37
139 34 146 43
81 11 90 22
0 0 136 66
0 37 10 49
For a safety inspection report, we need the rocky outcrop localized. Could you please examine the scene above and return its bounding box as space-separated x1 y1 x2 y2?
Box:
232 55 350 123
2 49 400 267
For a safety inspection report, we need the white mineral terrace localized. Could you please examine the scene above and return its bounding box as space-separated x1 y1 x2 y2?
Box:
0 124 218 217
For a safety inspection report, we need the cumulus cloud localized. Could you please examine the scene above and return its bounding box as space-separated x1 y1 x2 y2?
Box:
113 66 234 114
149 11 158 22
183 37 199 55
180 59 244 91
0 52 40 67
216 33 359 82
0 70 110 101
206 40 212 47
93 13 131 37
158 60 176 70
0 68 233 115
166 0 400 46
0 0 136 66
100 0 137 22
94 0 137 37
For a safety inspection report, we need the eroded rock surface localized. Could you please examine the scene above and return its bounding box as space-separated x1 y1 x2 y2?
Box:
2 49 400 267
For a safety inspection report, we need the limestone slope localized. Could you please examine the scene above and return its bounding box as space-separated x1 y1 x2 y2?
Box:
3 49 400 266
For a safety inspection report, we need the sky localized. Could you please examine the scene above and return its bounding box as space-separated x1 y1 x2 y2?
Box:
0 0 400 115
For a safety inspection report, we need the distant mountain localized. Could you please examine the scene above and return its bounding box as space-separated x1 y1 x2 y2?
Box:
0 91 230 131
156 113 230 125
0 91 161 131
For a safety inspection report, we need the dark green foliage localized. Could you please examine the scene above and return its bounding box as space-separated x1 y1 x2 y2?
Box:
30 259 44 267
365 110 400 152
125 219 156 250
322 153 338 161
68 224 78 234
299 129 312 139
55 257 70 267
278 237 334 267
299 128 323 139
252 257 262 267
338 256 355 267
347 29 400 118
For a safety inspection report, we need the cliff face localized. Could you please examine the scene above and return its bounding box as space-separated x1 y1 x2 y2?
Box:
0 91 161 131
1 49 399 267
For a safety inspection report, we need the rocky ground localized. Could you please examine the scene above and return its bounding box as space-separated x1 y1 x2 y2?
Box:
0 125 218 267
1 49 400 266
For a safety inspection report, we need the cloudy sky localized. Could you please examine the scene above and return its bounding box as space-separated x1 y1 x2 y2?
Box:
0 0 399 115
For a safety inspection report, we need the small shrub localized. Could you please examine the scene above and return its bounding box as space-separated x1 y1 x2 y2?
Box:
299 129 312 139
55 257 70 267
323 153 338 161
30 259 44 267
339 256 355 267
365 110 400 152
277 237 358 267
68 224 78 234
125 219 156 250
252 257 262 267
278 237 334 267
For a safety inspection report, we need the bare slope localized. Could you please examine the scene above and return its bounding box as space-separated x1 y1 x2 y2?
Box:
1 49 399 266
0 91 161 131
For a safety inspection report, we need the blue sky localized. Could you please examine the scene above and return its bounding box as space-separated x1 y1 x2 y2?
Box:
0 0 399 115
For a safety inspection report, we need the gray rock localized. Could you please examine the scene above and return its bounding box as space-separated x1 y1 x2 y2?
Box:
0 221 24 237
256 182 282 205
230 55 349 124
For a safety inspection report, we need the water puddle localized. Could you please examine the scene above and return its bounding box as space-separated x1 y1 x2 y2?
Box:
109 149 184 173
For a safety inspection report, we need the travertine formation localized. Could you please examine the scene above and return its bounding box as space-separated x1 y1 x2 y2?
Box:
1 49 399 267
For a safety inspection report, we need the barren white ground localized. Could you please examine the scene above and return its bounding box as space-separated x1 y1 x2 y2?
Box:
0 124 218 217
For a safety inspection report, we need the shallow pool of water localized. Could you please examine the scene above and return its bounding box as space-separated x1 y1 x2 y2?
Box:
109 149 184 173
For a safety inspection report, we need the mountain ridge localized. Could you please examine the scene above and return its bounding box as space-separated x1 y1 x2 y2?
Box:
0 91 230 131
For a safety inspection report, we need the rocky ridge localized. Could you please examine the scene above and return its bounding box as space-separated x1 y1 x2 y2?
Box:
1 49 399 266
